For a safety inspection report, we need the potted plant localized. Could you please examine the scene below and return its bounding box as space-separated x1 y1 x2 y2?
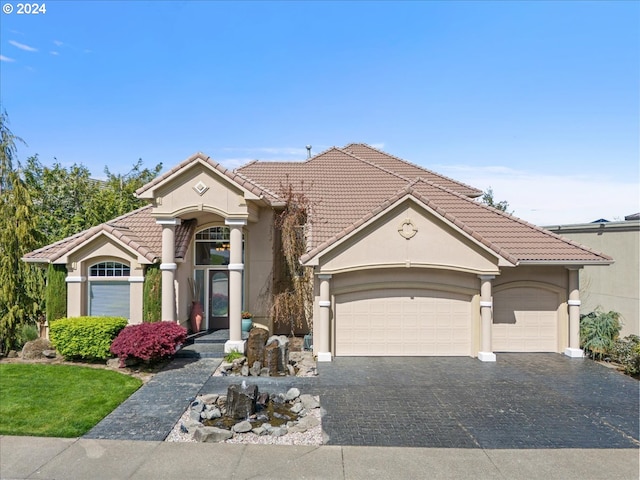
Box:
241 311 253 333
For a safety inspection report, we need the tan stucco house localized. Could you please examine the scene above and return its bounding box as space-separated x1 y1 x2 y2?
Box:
23 144 612 362
546 215 639 337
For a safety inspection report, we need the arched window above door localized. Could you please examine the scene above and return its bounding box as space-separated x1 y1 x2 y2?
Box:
194 226 244 266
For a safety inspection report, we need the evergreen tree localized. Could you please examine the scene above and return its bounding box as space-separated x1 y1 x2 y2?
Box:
45 264 67 323
0 112 45 352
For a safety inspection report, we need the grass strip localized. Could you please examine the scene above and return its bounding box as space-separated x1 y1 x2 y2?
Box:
0 363 142 437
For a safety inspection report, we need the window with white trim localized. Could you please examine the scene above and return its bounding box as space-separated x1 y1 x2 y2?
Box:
88 261 130 318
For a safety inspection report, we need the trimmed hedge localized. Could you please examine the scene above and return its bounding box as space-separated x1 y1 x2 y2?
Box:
49 316 128 360
110 321 186 367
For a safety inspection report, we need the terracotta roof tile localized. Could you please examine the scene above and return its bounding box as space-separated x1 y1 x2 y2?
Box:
343 143 483 197
23 206 195 264
25 143 611 267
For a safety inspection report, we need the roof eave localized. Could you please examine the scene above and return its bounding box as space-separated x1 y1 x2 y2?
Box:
516 259 614 266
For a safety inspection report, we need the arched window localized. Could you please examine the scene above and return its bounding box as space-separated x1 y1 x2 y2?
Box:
195 226 244 266
90 261 131 277
88 261 130 318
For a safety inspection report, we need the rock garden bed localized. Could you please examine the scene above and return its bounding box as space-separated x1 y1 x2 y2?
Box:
166 384 323 445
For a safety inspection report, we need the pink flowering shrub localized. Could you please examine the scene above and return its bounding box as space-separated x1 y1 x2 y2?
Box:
110 321 187 367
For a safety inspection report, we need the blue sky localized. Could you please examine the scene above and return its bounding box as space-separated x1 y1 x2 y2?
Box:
1 0 638 225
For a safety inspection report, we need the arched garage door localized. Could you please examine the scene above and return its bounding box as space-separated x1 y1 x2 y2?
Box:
492 286 559 352
335 289 471 356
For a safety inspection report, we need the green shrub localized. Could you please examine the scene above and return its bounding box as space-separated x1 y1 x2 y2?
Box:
45 264 67 323
610 335 640 376
16 323 39 349
49 316 128 360
143 264 161 323
224 349 244 362
579 308 622 360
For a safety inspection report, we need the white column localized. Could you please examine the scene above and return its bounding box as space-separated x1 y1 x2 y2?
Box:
317 274 332 362
157 218 181 323
564 267 584 358
225 218 247 353
478 275 496 362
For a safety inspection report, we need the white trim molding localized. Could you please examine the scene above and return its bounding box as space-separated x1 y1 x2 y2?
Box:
480 301 493 308
568 300 581 306
156 218 182 226
319 300 331 308
478 352 497 362
160 263 178 271
478 275 496 281
228 263 245 272
65 276 86 283
317 352 332 362
317 274 333 280
225 218 248 227
128 276 145 283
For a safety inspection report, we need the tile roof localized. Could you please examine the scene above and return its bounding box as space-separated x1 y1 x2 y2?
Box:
342 143 483 198
135 152 279 203
23 206 196 264
239 145 611 265
24 143 612 266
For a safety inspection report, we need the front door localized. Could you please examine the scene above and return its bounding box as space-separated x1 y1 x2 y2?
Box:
209 270 229 329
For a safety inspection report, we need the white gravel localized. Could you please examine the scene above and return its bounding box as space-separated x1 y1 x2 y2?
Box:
165 396 324 446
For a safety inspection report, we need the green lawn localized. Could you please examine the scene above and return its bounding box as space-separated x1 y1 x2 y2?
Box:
0 363 142 437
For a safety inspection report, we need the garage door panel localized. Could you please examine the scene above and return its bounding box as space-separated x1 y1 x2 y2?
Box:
335 289 471 356
493 287 558 352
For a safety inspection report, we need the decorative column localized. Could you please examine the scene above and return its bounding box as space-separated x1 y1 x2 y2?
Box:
157 218 181 323
225 218 247 353
65 275 86 318
478 275 496 362
317 274 332 362
564 267 583 358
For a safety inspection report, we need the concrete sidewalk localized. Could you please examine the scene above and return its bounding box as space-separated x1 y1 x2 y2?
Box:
1 436 638 480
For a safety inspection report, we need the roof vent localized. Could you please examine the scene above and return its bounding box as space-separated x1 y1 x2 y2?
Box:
306 145 312 158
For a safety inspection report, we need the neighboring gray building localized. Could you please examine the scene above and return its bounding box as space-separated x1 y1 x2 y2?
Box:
546 215 640 338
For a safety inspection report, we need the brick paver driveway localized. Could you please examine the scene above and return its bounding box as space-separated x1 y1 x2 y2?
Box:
311 354 639 448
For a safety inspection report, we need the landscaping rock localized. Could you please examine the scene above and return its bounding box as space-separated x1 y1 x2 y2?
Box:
200 394 219 405
290 403 304 414
21 338 53 360
249 361 262 376
193 426 233 443
42 349 57 359
300 394 320 410
246 328 269 367
264 342 280 376
201 406 222 420
285 387 300 401
260 367 270 376
226 383 258 419
241 364 249 376
232 420 253 433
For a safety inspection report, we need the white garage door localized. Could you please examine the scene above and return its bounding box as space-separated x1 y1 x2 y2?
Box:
492 287 558 352
335 289 471 356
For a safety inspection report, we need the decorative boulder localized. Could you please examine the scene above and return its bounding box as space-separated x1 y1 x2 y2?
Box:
21 338 54 360
246 328 269 367
226 383 258 419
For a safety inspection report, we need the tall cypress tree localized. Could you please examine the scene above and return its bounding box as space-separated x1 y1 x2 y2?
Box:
45 264 67 323
0 111 45 352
